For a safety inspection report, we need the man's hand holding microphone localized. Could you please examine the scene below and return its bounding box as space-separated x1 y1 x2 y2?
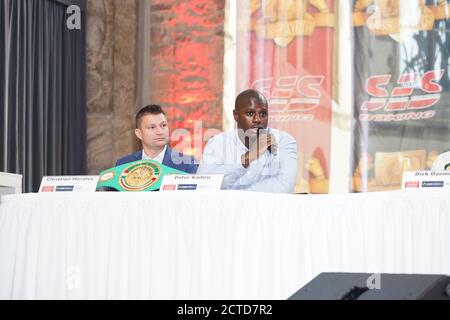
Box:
241 129 278 168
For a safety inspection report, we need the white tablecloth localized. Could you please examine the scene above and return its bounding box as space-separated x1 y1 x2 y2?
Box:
1 190 450 299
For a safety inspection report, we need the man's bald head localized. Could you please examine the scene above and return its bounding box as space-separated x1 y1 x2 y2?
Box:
234 89 268 111
233 89 269 136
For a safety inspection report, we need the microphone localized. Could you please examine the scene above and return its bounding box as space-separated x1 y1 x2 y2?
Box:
257 128 272 154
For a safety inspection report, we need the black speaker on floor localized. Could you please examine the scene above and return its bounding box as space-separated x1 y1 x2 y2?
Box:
288 273 450 300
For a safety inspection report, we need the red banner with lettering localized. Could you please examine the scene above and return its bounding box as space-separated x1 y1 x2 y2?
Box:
352 0 450 192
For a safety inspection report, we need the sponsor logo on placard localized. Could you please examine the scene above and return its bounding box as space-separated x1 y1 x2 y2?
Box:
404 181 420 188
56 185 75 192
41 186 55 192
177 184 197 191
163 185 176 191
422 181 444 188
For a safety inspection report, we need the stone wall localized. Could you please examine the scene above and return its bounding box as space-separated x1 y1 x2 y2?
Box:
86 0 225 173
86 0 138 174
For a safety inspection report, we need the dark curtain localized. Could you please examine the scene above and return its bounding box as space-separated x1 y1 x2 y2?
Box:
0 0 87 192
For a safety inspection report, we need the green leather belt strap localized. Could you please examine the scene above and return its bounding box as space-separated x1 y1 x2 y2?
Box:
96 160 187 192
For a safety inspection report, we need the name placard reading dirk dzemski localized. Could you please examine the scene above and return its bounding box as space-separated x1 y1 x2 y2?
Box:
402 171 450 190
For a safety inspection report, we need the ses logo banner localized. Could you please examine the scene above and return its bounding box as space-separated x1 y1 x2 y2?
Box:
251 75 326 122
359 69 445 122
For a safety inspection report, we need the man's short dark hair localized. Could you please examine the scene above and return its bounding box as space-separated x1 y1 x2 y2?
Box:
136 104 166 128
235 89 268 110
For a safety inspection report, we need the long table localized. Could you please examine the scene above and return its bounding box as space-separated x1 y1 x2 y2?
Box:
1 190 449 299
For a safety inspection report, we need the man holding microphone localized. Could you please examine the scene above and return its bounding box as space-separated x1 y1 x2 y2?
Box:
197 89 297 193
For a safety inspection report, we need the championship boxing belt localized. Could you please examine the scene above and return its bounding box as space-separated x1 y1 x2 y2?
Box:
96 159 187 192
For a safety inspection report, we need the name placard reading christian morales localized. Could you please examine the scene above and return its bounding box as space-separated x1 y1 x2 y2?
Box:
402 171 450 190
39 176 99 193
160 175 224 191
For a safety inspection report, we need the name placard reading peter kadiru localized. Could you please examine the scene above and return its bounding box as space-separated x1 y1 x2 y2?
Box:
160 174 224 191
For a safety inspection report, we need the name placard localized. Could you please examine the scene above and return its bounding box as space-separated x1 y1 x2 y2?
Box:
160 174 224 191
39 176 99 193
402 171 450 190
